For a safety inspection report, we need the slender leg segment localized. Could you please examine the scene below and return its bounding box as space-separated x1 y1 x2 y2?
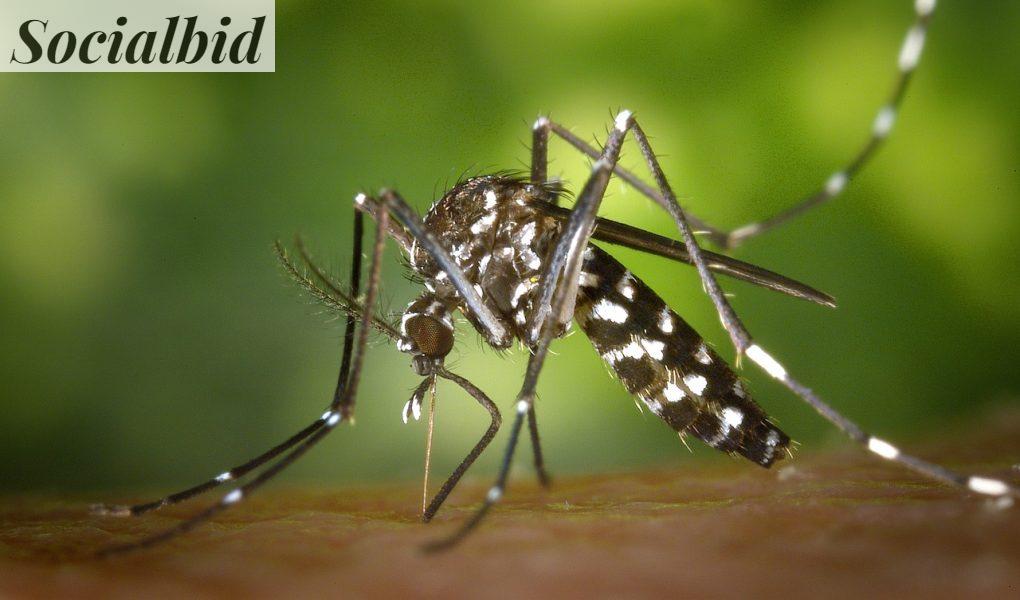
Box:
531 116 550 191
96 202 391 556
724 0 938 247
91 211 371 520
532 0 938 249
422 369 502 522
90 419 328 518
334 211 365 416
527 406 552 488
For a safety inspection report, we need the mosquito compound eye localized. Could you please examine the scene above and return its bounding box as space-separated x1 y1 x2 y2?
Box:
404 314 454 359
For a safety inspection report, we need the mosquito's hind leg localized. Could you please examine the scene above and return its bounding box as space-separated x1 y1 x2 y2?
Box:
620 111 1018 504
722 1 935 247
535 2 937 249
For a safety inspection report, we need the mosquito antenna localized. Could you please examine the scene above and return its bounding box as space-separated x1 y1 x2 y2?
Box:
276 237 399 340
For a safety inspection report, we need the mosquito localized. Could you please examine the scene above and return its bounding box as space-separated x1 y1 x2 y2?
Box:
92 0 1016 555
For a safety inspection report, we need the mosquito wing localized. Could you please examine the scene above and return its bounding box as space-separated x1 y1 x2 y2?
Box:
534 201 835 308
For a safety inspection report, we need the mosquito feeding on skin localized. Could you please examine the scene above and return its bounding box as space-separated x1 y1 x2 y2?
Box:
92 0 1017 556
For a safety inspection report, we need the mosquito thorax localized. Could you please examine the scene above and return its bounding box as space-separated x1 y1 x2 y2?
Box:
409 175 563 347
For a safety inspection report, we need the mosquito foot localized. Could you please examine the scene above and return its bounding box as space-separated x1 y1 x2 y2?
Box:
90 503 133 517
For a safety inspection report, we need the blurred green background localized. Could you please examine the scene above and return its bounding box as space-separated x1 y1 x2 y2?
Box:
1 0 1018 495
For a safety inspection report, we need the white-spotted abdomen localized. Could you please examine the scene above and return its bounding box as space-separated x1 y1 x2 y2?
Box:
574 245 790 466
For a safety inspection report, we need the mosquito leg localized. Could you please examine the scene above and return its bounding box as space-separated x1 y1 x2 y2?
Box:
96 200 390 556
93 208 370 519
426 111 635 550
751 349 1017 502
331 208 374 420
724 1 937 248
97 421 335 556
424 404 524 552
528 112 634 343
628 118 753 356
542 119 718 238
541 2 937 249
527 406 552 488
90 418 327 517
531 116 550 189
524 121 557 487
422 368 502 523
335 210 364 403
626 114 1018 503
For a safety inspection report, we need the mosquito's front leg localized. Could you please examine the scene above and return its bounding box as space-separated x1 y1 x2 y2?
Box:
91 209 376 521
94 196 391 556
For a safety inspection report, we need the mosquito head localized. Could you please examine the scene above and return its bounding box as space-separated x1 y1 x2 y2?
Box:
406 314 455 376
399 294 457 376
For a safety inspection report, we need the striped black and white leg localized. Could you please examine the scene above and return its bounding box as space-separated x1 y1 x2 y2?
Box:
746 346 1016 504
92 211 371 520
534 0 938 250
724 0 938 248
624 112 1018 505
90 418 330 518
96 200 391 556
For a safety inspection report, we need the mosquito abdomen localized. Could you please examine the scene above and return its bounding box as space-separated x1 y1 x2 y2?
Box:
574 244 790 467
